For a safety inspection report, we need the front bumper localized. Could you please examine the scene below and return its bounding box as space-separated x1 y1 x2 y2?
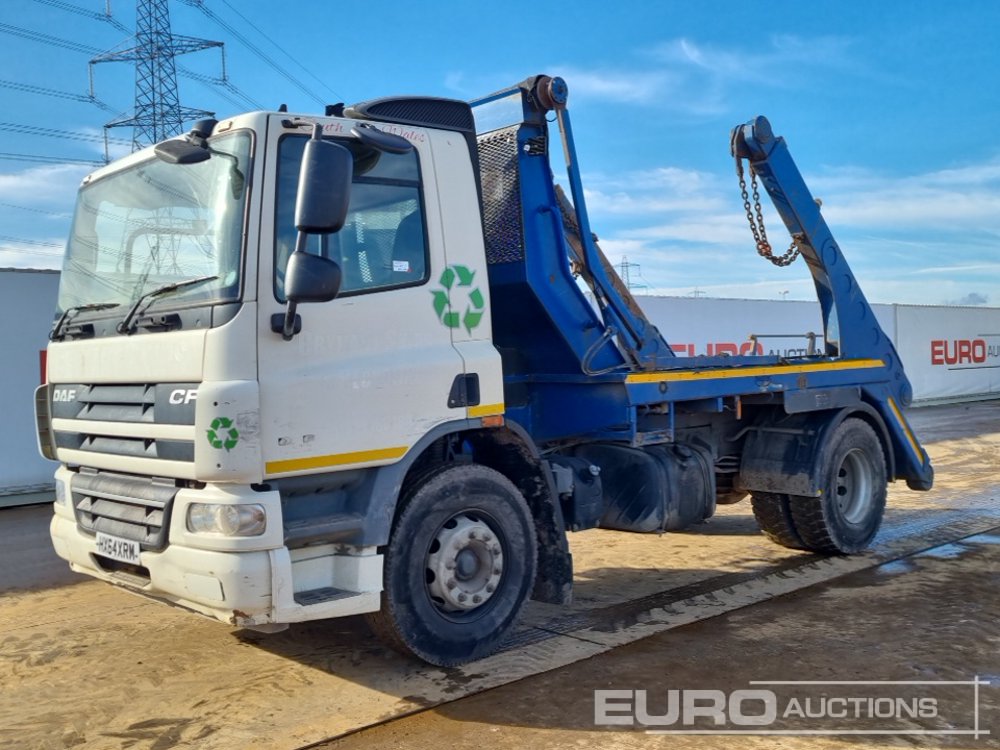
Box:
49 467 382 627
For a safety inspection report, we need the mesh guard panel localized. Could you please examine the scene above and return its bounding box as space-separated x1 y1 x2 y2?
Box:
477 126 524 264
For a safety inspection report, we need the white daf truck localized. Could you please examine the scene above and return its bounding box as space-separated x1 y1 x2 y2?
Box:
36 75 932 666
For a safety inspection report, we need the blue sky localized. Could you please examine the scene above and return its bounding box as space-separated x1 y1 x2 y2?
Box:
1 0 998 305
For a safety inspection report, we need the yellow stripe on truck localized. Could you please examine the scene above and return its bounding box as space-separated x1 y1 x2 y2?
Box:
468 402 505 418
266 445 408 475
887 396 922 461
625 358 885 384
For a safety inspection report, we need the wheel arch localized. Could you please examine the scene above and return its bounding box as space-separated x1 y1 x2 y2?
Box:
739 403 894 497
366 419 573 606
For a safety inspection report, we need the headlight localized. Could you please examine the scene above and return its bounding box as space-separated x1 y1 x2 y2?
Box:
54 478 67 506
187 503 266 536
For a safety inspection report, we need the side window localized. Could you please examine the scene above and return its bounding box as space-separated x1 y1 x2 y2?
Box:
274 134 428 301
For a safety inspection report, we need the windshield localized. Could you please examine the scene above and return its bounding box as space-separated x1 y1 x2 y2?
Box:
58 130 252 316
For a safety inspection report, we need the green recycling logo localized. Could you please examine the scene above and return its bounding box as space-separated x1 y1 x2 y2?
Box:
431 264 484 334
207 417 240 452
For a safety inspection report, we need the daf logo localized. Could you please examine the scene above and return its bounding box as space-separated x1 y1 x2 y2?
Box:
169 389 198 405
52 389 77 402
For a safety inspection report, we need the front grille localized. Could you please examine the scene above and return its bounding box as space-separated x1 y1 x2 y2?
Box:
72 471 180 551
51 383 198 425
55 432 194 462
50 382 197 462
477 125 525 264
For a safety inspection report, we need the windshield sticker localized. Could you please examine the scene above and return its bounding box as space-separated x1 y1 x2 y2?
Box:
431 264 484 334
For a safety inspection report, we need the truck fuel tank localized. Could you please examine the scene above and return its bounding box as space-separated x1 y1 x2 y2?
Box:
573 442 716 533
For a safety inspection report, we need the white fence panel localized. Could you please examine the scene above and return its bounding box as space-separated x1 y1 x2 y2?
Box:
0 269 58 497
895 304 1000 403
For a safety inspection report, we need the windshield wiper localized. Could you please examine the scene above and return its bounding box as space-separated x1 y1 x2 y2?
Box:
50 302 121 341
116 275 219 335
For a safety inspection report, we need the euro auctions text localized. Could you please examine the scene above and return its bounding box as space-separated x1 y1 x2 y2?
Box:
594 678 991 738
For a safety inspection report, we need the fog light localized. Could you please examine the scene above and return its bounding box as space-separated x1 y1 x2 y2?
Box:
187 503 266 536
54 478 67 506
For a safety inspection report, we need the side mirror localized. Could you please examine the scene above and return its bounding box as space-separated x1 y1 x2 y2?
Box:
296 124 353 234
278 123 353 341
153 119 219 164
286 251 342 303
154 139 212 165
277 251 342 341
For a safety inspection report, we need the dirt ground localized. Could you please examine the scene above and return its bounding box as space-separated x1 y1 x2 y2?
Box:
0 401 997 750
323 530 999 750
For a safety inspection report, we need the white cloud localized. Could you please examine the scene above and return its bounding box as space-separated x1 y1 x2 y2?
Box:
0 163 90 204
809 158 1000 232
0 163 85 269
546 66 684 107
583 149 1000 305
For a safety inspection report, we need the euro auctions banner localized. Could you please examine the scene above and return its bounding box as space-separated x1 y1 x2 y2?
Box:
633 296 895 360
895 304 1000 403
633 295 998 404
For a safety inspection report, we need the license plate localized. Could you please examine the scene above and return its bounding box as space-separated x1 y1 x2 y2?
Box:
95 532 141 565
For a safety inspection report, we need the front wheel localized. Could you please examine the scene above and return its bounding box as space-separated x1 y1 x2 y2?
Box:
365 464 537 666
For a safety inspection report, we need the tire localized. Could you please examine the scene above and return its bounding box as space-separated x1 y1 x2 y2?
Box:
788 418 887 555
365 463 537 666
750 492 806 550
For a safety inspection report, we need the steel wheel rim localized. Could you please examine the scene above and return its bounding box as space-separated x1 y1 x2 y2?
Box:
425 512 504 615
836 448 873 524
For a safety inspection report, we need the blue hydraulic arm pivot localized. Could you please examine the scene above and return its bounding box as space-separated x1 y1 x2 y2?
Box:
731 116 933 490
538 77 672 371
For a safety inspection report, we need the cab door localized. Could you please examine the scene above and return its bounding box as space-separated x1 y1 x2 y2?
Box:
256 116 464 479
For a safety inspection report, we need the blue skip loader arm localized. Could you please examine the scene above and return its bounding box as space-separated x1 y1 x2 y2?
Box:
731 116 933 490
471 76 673 374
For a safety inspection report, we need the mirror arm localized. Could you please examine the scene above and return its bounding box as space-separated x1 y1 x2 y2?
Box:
281 231 310 341
281 300 299 341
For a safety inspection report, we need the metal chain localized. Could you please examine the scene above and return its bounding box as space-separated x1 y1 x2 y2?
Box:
736 158 800 267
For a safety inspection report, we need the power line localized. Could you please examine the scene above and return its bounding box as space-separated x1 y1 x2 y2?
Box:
0 202 73 218
30 0 130 34
0 21 255 128
0 79 117 113
178 0 326 106
0 121 131 147
178 67 261 110
0 22 101 55
0 152 104 166
0 235 64 248
217 0 343 101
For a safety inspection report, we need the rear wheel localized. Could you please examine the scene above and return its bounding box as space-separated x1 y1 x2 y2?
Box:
750 492 806 550
366 463 537 666
750 418 887 555
789 418 887 554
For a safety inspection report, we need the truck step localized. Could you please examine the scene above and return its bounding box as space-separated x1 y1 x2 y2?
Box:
293 586 358 606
